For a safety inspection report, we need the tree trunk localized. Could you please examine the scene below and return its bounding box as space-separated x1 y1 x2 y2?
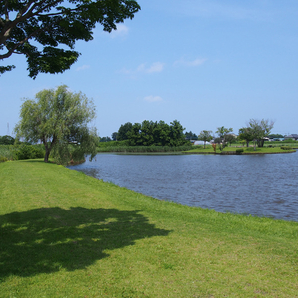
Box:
44 148 50 163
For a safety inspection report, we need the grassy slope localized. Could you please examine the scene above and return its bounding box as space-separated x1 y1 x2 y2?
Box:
0 160 298 297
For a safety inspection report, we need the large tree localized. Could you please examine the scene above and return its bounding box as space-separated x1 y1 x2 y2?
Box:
248 119 274 148
15 85 97 164
0 0 140 78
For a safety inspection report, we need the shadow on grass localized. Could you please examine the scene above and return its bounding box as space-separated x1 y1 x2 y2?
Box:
0 207 170 279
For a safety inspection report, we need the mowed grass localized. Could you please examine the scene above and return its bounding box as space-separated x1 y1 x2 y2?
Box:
186 146 296 154
0 161 298 297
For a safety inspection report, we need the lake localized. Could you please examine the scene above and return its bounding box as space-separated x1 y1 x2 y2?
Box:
69 152 298 221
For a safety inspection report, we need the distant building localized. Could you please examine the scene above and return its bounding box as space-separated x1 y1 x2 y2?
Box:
284 134 298 141
194 141 211 146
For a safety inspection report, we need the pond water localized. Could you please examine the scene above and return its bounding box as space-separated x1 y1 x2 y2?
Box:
69 152 298 221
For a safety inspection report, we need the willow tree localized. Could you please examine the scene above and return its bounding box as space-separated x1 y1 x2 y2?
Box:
0 0 140 78
15 85 97 164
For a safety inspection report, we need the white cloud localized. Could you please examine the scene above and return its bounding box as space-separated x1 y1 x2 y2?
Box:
144 95 163 103
76 65 90 71
119 62 165 75
146 62 165 73
174 57 207 67
110 24 129 38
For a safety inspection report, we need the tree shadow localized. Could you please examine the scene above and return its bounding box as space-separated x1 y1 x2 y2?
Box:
0 207 170 279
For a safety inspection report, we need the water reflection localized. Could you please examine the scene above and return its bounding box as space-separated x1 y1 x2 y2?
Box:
69 152 298 221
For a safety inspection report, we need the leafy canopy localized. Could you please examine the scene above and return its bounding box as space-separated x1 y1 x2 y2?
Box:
15 85 97 164
0 0 140 78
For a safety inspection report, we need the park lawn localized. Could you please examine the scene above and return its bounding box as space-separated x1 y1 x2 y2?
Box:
186 146 296 154
0 160 298 297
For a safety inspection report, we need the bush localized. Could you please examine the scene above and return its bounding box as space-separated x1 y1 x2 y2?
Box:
0 156 8 162
280 146 292 150
236 148 244 154
13 145 45 160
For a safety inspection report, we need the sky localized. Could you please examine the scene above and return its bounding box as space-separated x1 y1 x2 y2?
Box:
1 0 298 138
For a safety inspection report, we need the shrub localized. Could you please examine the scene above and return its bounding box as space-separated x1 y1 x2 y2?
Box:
236 148 244 154
0 156 8 162
13 145 45 160
280 146 292 150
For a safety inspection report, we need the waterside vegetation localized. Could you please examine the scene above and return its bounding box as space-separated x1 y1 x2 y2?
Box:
0 160 297 297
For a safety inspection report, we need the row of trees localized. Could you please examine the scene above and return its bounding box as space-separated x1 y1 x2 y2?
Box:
116 120 188 147
0 135 15 145
196 119 274 149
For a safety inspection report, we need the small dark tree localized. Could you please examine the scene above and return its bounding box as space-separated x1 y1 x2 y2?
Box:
111 132 118 141
0 135 15 145
117 122 133 141
238 127 254 147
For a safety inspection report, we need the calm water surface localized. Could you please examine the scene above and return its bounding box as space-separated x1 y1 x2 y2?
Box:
69 152 298 221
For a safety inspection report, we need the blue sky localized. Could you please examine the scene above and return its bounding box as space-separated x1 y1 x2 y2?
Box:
1 0 298 138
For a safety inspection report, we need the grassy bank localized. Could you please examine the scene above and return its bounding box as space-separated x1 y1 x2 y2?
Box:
0 161 298 297
186 145 296 154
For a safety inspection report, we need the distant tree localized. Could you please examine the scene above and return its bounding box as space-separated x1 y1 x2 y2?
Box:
0 135 15 145
184 131 198 140
225 134 236 146
169 120 187 146
197 130 213 149
248 119 274 149
14 85 97 164
100 136 112 142
125 120 187 147
268 134 284 139
117 122 133 141
0 0 140 78
215 126 233 148
238 127 254 147
111 132 118 141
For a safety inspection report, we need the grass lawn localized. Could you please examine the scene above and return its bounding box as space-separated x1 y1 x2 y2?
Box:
0 160 298 297
186 145 296 154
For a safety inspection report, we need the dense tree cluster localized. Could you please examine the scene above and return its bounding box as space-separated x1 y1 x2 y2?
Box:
0 135 15 145
117 120 188 146
184 131 198 140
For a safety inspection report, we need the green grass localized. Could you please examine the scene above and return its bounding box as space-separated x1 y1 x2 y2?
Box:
186 145 296 154
1 160 298 297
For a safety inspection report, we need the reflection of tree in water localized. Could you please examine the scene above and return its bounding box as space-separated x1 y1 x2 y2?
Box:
0 207 170 278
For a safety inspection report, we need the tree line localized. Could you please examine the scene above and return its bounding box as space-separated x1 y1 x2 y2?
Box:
116 120 188 147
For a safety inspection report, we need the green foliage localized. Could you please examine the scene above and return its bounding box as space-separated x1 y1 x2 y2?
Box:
269 134 284 139
0 155 8 162
121 119 188 147
0 135 15 145
236 148 244 154
281 146 292 150
98 140 129 148
13 144 45 160
197 130 213 148
14 85 97 164
248 119 274 148
97 144 192 153
184 131 198 140
0 0 141 78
